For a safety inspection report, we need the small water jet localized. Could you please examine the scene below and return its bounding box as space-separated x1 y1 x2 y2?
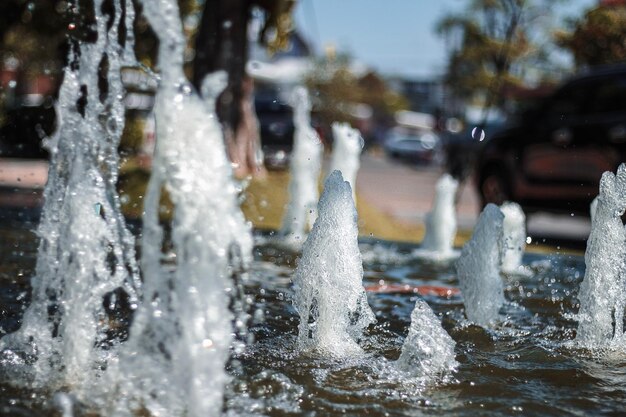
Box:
500 202 526 274
0 0 140 390
328 123 363 201
576 164 626 348
415 174 459 261
455 203 505 326
396 299 458 378
292 170 375 357
279 86 323 247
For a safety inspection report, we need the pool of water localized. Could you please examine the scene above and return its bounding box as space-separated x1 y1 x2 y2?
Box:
1 221 625 416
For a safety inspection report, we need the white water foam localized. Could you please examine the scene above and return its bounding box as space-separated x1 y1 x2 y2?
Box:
292 171 375 357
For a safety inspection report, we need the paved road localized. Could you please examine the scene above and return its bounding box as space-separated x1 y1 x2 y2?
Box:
356 152 591 247
0 154 592 247
356 152 479 230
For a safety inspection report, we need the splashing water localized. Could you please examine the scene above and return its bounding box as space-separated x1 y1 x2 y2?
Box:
279 86 323 246
396 299 458 378
292 171 375 357
576 164 626 348
0 0 140 390
455 204 505 326
500 202 526 274
108 1 252 416
328 123 363 201
418 174 459 260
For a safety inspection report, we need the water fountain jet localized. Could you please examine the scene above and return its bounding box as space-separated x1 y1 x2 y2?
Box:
328 123 363 201
106 1 252 415
455 204 505 326
576 164 626 348
278 87 323 248
292 170 375 357
414 174 459 261
396 299 458 378
500 202 527 274
0 0 140 390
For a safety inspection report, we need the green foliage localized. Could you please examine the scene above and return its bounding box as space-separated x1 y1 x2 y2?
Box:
556 5 626 68
437 0 558 108
305 56 408 132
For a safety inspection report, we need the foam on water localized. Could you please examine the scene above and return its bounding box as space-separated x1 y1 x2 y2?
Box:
328 123 363 201
500 202 526 274
279 87 323 247
455 204 505 326
108 1 252 415
416 174 459 261
576 165 626 348
396 299 458 378
0 0 140 389
292 171 375 357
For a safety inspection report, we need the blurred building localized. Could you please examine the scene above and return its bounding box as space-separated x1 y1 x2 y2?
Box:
388 77 446 115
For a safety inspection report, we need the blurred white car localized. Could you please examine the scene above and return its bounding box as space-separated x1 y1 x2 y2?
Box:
383 126 442 164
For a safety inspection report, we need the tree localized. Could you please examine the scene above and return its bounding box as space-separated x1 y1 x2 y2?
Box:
436 0 559 118
556 3 626 68
305 55 407 144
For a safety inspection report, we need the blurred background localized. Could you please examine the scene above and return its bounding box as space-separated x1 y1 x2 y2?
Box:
1 0 625 248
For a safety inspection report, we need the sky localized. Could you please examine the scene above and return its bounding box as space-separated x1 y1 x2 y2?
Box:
293 0 598 79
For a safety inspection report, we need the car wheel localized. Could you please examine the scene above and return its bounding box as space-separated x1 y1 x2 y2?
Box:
479 169 511 207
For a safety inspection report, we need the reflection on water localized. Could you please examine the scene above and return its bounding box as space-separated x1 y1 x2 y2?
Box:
3 223 626 416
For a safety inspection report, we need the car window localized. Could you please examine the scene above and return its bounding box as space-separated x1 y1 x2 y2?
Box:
586 76 626 115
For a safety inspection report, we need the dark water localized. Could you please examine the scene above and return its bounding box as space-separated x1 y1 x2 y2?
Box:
1 221 626 416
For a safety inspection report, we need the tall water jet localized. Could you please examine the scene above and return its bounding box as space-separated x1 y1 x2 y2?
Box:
576 165 626 348
0 0 140 389
328 123 363 201
396 299 458 378
279 87 323 245
500 202 526 274
455 204 505 326
109 1 252 416
418 174 459 260
293 170 375 357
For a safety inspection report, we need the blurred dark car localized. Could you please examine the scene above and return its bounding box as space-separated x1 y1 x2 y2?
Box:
383 126 442 164
475 64 626 215
254 91 294 169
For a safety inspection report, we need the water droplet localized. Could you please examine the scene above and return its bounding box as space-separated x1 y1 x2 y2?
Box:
471 127 485 141
179 83 192 95
525 236 532 244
